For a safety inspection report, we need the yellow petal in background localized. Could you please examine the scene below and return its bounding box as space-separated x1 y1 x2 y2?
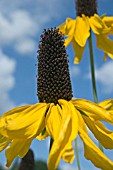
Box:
89 14 110 34
58 22 67 35
79 127 113 170
74 15 90 47
96 34 113 59
58 18 75 37
65 18 76 36
5 139 32 167
102 16 113 34
72 40 85 64
65 35 73 47
83 116 113 149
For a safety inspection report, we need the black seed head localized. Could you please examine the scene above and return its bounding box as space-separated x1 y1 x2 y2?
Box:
76 0 97 17
37 28 73 104
19 149 34 170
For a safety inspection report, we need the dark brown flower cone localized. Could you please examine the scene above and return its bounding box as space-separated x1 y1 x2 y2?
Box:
76 0 97 17
37 28 73 104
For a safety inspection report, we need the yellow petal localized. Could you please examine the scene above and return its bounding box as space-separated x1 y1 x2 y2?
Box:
99 99 113 110
102 16 113 34
46 104 61 140
0 103 48 139
103 16 113 27
0 134 10 151
72 40 85 64
65 18 76 36
36 130 49 140
58 22 67 35
89 14 110 34
65 35 73 47
2 105 31 118
72 99 113 124
74 15 90 47
79 127 113 170
48 100 78 170
96 34 113 59
58 18 76 36
5 139 32 167
83 116 113 149
62 142 75 164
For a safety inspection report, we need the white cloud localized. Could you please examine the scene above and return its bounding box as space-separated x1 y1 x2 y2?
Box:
0 0 74 55
61 164 75 170
15 38 36 55
0 10 37 44
70 65 81 77
95 61 113 94
0 50 16 114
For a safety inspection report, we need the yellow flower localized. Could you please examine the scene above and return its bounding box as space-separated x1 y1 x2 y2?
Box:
1 99 113 170
1 28 113 170
58 14 113 64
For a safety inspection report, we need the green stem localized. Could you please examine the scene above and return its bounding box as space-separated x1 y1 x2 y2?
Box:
75 138 81 170
88 31 104 152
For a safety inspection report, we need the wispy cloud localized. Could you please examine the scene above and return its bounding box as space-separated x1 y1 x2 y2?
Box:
86 61 113 94
95 61 113 94
0 50 16 114
0 0 74 55
70 65 81 77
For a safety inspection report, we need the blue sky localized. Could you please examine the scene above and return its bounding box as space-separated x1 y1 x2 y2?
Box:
0 0 113 169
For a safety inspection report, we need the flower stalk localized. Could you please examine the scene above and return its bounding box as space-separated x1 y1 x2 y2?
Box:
88 30 104 152
75 138 81 170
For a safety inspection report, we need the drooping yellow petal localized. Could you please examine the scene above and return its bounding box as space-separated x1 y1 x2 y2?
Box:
45 104 61 140
74 15 90 47
96 34 113 59
58 22 67 35
48 102 71 170
48 100 78 170
65 35 73 47
102 16 113 34
0 103 48 139
36 130 49 140
62 142 75 164
79 127 113 170
99 99 113 118
72 40 85 64
83 116 113 149
89 14 110 34
1 105 31 118
5 139 32 167
65 18 76 36
58 18 76 36
0 134 10 151
99 99 113 110
72 99 113 124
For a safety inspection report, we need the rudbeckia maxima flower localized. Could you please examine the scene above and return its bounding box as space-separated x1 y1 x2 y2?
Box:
1 28 113 170
1 100 113 170
58 0 113 63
